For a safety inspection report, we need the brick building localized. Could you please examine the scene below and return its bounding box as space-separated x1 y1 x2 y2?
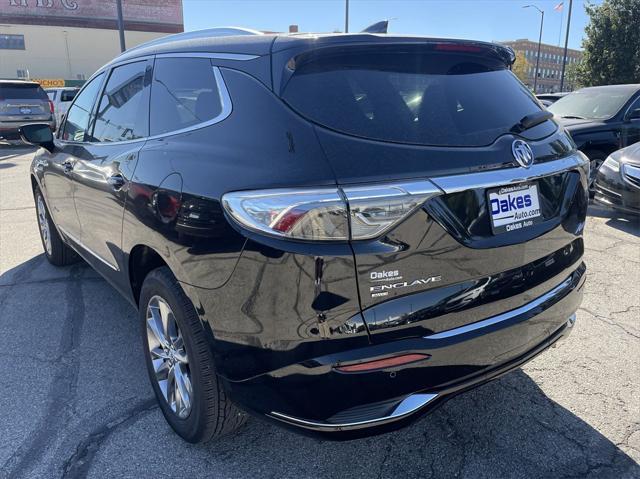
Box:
501 39 583 93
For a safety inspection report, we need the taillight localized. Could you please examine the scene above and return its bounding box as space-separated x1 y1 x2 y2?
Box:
48 100 54 114
222 180 441 241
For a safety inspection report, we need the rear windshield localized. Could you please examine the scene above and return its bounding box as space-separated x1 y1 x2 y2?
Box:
282 47 551 147
0 83 48 100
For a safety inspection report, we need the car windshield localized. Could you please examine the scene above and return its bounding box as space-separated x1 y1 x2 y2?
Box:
548 89 634 120
282 45 551 147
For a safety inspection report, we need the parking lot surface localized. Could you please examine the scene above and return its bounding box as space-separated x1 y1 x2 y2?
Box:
1 145 639 479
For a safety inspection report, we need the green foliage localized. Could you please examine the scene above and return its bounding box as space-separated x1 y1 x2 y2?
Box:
512 52 531 84
577 0 640 86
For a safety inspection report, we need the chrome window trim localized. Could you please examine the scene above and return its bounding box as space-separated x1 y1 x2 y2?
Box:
269 393 438 431
58 227 119 271
429 153 588 194
155 52 259 61
58 62 233 147
424 274 575 340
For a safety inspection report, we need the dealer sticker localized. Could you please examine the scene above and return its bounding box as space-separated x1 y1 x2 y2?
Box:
488 183 543 234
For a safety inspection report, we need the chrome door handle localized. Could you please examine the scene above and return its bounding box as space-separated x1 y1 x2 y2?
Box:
108 174 126 191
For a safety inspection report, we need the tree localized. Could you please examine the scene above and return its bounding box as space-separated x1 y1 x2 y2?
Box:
577 0 640 86
564 61 583 90
512 52 531 86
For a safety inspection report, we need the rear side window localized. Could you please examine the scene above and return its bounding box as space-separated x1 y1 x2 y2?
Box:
282 46 552 147
149 57 223 136
61 90 78 102
92 61 151 143
0 83 48 100
61 73 104 142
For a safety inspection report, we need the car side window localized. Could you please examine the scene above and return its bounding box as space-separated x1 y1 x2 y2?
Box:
61 90 77 102
626 96 640 119
60 73 104 142
92 61 152 143
149 57 223 136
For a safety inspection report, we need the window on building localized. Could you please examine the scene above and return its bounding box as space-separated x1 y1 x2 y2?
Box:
16 69 28 79
92 60 152 142
149 57 224 136
0 33 25 50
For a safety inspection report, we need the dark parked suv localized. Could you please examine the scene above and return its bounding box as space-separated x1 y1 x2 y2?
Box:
0 80 55 143
548 84 640 192
22 30 589 442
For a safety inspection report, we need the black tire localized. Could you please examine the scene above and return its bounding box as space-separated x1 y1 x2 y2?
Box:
34 187 80 266
140 266 246 443
583 149 606 198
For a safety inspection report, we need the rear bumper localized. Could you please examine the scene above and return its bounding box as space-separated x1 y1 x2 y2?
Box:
222 263 586 438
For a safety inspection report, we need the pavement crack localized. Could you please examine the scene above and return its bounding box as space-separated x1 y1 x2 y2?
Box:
2 265 87 479
59 398 158 479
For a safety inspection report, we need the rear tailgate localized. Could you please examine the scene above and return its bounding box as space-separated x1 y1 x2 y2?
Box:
277 39 588 340
0 83 51 121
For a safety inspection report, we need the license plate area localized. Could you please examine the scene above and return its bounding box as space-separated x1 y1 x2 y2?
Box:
488 183 543 234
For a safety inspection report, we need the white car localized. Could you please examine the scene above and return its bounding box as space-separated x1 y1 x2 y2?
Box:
45 87 79 129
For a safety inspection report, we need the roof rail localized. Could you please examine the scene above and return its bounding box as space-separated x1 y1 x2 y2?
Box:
124 27 264 55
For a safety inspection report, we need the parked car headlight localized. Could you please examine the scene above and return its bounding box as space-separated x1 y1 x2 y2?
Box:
602 155 620 173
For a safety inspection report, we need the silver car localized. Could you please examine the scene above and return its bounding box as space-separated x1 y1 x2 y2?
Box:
45 87 79 128
0 80 56 143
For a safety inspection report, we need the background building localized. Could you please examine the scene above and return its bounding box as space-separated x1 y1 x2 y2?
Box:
0 0 183 86
501 39 583 93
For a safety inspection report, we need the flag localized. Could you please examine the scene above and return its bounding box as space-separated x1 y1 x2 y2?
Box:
554 2 564 11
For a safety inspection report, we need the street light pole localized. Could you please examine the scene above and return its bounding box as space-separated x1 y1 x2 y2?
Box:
559 0 573 91
345 0 349 33
524 5 544 94
116 0 126 52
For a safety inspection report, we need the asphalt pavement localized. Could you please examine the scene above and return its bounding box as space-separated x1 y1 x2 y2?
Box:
1 144 639 479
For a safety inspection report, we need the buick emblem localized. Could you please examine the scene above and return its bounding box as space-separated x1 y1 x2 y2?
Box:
512 140 534 169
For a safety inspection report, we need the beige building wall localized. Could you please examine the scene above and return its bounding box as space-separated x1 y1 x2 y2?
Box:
0 23 167 80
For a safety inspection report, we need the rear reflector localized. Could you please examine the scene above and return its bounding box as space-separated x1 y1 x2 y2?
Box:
335 353 430 373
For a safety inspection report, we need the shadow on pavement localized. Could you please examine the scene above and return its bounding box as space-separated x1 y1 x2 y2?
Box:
1 255 638 478
588 203 640 238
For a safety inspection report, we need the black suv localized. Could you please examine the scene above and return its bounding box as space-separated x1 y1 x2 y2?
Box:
22 30 588 442
548 84 640 191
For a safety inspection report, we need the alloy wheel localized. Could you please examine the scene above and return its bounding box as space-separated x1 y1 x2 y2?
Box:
146 295 193 419
36 195 52 256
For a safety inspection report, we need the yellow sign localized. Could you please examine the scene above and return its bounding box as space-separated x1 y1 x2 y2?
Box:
32 78 65 88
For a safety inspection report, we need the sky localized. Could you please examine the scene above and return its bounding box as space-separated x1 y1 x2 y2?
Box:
183 0 600 50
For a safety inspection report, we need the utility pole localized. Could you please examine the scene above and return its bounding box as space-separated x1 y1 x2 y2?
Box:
524 5 544 94
345 0 349 33
559 0 573 91
116 0 126 52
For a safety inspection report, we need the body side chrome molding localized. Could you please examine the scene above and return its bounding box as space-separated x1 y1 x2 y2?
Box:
269 393 438 431
424 274 576 340
430 153 589 194
58 227 119 271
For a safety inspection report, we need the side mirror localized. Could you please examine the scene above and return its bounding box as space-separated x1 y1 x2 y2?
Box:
627 108 640 121
19 123 55 152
